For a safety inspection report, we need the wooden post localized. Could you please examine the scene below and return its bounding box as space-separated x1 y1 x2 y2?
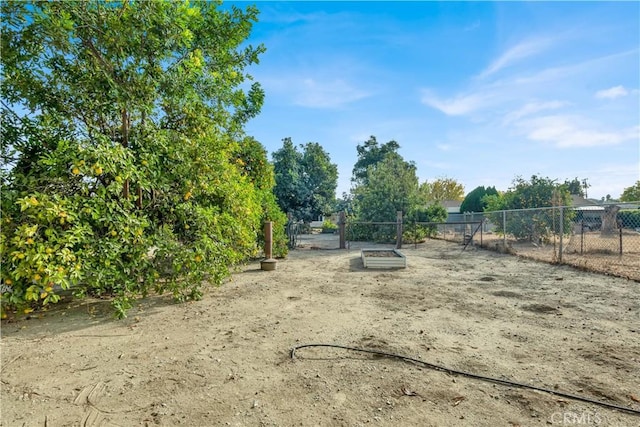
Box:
261 221 277 271
396 211 403 249
339 211 346 249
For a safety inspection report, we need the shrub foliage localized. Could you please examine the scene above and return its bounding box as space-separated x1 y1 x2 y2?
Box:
1 1 286 318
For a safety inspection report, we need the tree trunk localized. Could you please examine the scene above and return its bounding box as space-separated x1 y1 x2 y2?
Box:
600 205 620 235
137 186 143 209
121 108 130 199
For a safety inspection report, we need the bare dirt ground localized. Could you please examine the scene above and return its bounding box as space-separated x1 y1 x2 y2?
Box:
480 230 640 282
2 237 639 427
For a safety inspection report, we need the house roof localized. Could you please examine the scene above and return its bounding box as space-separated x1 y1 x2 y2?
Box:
441 200 461 208
571 195 600 207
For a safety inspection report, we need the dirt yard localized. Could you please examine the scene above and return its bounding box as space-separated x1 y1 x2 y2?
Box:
1 238 639 426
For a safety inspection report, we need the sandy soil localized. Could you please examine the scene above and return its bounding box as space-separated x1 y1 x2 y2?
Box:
1 237 639 427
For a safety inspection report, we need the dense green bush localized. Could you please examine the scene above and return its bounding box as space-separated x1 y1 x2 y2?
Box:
1 1 287 318
618 209 640 229
404 204 448 242
321 220 338 234
484 176 575 241
346 222 396 243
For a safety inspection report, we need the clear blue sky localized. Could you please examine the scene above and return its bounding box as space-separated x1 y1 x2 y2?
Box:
232 1 640 200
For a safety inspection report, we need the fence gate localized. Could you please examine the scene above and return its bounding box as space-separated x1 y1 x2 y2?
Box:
285 216 302 249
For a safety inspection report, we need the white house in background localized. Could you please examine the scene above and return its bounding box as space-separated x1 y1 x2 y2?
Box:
440 200 465 224
441 200 462 215
571 195 605 230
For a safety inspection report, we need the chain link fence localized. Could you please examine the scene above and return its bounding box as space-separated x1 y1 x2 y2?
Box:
482 202 640 281
290 203 640 281
345 221 400 249
344 220 486 249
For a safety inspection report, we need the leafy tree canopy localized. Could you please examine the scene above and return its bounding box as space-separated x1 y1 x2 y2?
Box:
335 192 355 216
352 135 400 186
620 181 640 202
459 186 498 213
420 177 465 202
354 152 419 222
1 0 287 318
272 138 337 222
484 175 572 211
483 176 575 241
563 177 590 197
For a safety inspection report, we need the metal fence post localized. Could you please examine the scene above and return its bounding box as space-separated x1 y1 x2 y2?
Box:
559 206 564 263
619 227 623 256
396 211 403 249
338 211 346 249
502 210 507 248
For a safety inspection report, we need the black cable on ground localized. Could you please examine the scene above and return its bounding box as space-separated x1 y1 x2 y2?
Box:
290 343 640 416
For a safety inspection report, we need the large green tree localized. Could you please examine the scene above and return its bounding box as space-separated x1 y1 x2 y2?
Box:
563 177 590 197
1 1 286 318
354 152 419 222
484 175 574 241
272 138 305 219
484 175 572 211
351 135 400 186
620 181 640 202
350 152 446 242
272 138 337 222
300 142 338 219
420 177 465 202
460 186 498 213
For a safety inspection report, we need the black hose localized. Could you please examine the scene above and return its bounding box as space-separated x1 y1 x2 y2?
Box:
290 343 640 416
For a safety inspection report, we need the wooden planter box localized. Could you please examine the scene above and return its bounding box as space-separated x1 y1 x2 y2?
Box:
361 249 407 269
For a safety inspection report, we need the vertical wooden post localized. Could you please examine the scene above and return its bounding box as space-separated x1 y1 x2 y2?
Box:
264 221 272 259
261 221 277 271
339 211 346 249
396 211 403 249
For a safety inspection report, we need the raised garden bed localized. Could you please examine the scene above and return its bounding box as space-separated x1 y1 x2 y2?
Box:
361 249 407 269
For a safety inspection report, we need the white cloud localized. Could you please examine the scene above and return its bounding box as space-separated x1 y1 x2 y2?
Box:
563 164 640 199
422 49 639 118
595 85 629 99
478 37 553 79
294 78 369 108
519 115 639 148
262 76 370 109
420 90 491 116
502 100 568 125
463 21 480 32
513 49 638 86
436 143 454 151
257 7 331 25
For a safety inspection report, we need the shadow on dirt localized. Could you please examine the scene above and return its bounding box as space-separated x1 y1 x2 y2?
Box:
1 291 177 338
